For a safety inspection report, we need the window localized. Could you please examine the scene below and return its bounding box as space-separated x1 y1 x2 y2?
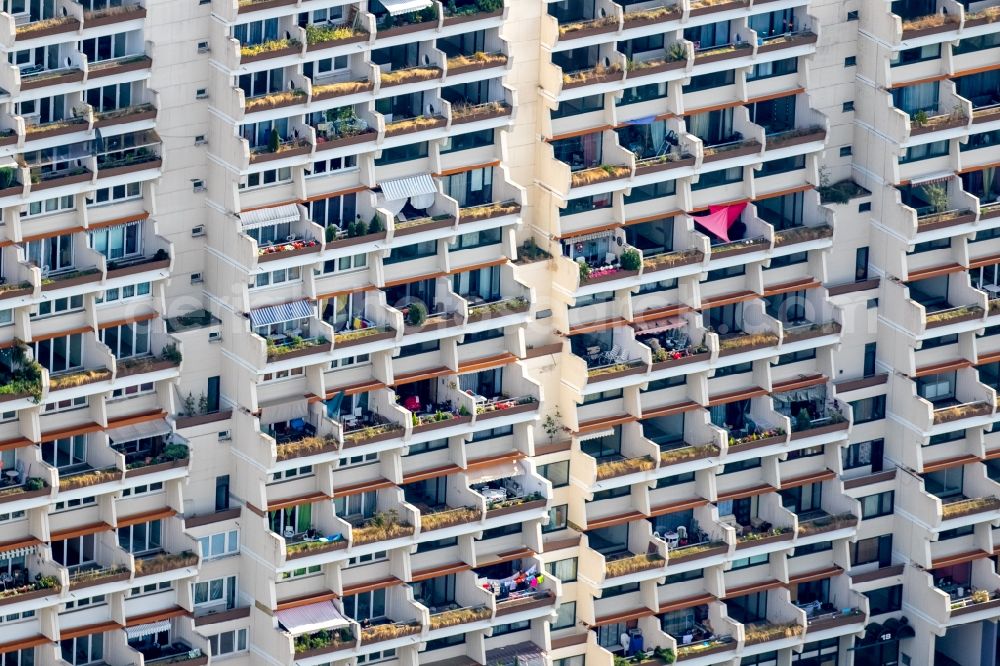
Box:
240 167 292 190
730 553 769 570
865 585 903 615
207 629 248 656
129 581 171 597
844 56 856 67
840 146 853 157
900 139 949 163
80 32 129 64
545 557 578 582
538 461 569 487
843 439 884 470
863 342 877 377
198 530 239 559
41 434 86 469
493 620 531 636
121 481 163 497
89 181 142 206
442 129 493 154
343 588 385 622
22 195 74 218
747 56 797 81
852 534 892 567
252 266 301 288
194 576 237 609
44 396 87 414
543 504 568 532
860 491 894 519
110 382 154 400
61 634 103 665
101 321 150 359
97 282 151 304
859 202 871 212
117 519 162 554
26 234 73 272
33 295 83 319
850 395 886 424
552 600 576 629
843 101 854 112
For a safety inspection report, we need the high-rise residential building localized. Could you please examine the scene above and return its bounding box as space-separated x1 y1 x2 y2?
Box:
0 0 999 664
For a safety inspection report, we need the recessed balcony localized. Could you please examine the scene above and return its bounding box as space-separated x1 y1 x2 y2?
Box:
81 1 147 29
133 550 199 578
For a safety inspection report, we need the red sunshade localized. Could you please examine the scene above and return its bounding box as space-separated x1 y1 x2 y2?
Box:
692 203 748 242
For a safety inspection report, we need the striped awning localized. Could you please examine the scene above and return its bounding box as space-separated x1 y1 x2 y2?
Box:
124 620 171 640
106 419 171 443
380 0 433 16
380 174 436 201
239 204 300 230
249 300 314 328
0 545 35 559
563 230 614 244
276 601 350 636
910 171 954 186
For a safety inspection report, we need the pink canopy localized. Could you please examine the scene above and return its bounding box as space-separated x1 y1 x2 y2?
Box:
692 203 747 242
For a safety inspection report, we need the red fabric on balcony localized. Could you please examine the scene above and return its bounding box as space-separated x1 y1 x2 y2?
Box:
692 203 747 242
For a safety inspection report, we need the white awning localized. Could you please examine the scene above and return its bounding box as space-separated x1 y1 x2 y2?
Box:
563 230 614 244
124 619 171 640
249 300 314 328
380 0 433 16
239 204 300 230
259 397 308 426
577 428 613 442
910 171 954 186
106 419 172 444
0 545 35 559
276 601 350 637
635 317 686 335
380 174 436 201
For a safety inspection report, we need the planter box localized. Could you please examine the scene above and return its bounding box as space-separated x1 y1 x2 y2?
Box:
485 498 546 519
757 32 817 54
702 141 761 162
963 14 1000 28
377 20 438 39
335 329 396 349
974 107 1000 124
694 45 752 64
902 22 958 39
452 105 510 125
563 70 624 89
384 117 447 137
295 642 355 659
623 10 682 29
25 121 89 141
106 258 170 280
981 206 1000 221
240 45 300 64
0 134 16 147
467 302 530 323
175 410 232 429
99 158 162 179
361 625 421 646
95 107 157 128
85 6 146 28
789 421 848 441
807 613 864 632
926 309 984 329
951 597 1000 617
15 18 79 39
70 571 130 591
734 530 794 550
651 351 710 371
238 0 296 13
342 428 401 448
628 59 687 79
766 130 826 150
124 457 189 479
586 363 647 383
0 486 48 505
246 93 307 114
689 0 747 16
782 323 840 343
717 338 777 357
194 606 251 626
668 544 728 564
581 268 639 285
266 341 332 362
21 69 84 91
286 540 348 560
258 243 321 263
634 155 695 176
313 81 374 101
250 143 311 164
558 22 619 42
448 58 507 76
393 215 454 237
910 116 968 136
495 592 554 616
327 231 386 249
42 270 101 291
307 33 369 51
917 211 976 232
315 130 376 152
0 586 57 607
117 358 177 379
277 440 338 461
677 642 736 661
33 171 93 191
88 56 153 79
443 9 502 26
412 415 472 434
727 434 786 453
403 314 459 335
477 401 538 421
0 287 32 301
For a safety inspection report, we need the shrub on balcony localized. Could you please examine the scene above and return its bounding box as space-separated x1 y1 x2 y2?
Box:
619 249 641 271
0 344 43 402
50 368 112 391
727 428 785 447
277 435 338 460
161 343 182 364
126 444 189 470
717 331 779 352
660 443 719 465
406 302 428 327
0 576 59 599
667 41 688 61
368 213 385 234
294 628 354 654
305 23 365 44
240 38 299 58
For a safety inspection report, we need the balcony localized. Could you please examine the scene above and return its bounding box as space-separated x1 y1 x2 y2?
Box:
81 1 147 28
742 622 804 647
133 550 199 577
351 509 415 547
0 570 59 606
360 620 422 645
420 506 483 532
604 550 665 579
293 628 356 659
795 511 858 539
676 634 736 661
899 10 960 40
940 496 1000 520
96 131 163 179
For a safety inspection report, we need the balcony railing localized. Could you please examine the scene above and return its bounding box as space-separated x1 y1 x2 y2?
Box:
940 496 1000 519
950 590 1000 615
932 400 993 425
352 510 415 546
925 304 984 328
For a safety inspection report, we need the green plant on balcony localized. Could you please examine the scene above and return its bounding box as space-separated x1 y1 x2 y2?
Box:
738 527 790 542
126 444 189 470
161 343 182 364
0 343 43 403
619 248 641 271
0 575 59 599
667 41 688 61
922 182 949 214
728 428 785 448
353 509 414 545
368 213 385 234
605 552 665 577
294 628 354 654
240 38 299 58
305 22 365 44
24 478 46 492
0 167 18 189
134 551 198 575
406 302 428 327
543 409 563 442
578 262 591 282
